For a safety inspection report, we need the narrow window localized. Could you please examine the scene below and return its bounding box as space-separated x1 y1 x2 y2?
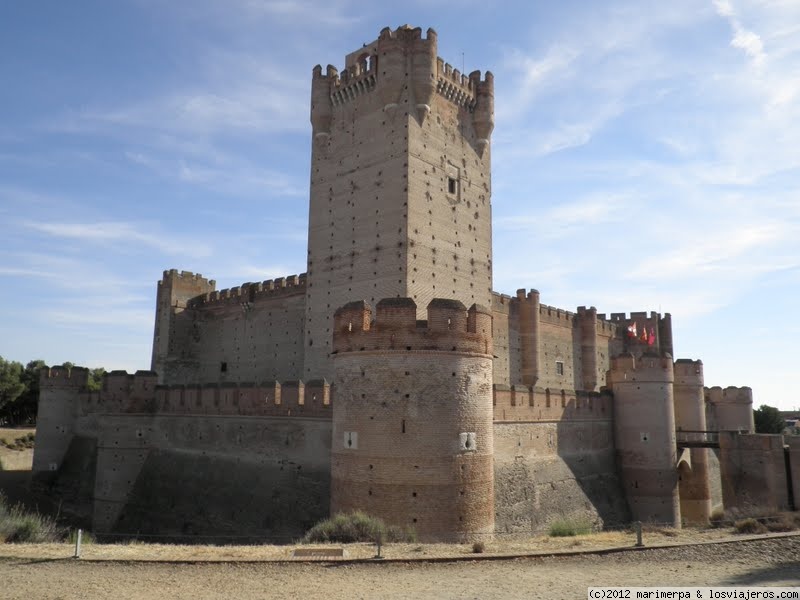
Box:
402 419 406 433
448 177 457 194
555 360 564 375
220 362 228 373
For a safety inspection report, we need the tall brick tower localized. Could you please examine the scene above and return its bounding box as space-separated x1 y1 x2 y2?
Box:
608 353 681 526
304 25 494 379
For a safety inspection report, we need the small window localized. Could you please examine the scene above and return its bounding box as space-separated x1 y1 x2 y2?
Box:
448 177 457 194
555 361 564 375
220 362 228 373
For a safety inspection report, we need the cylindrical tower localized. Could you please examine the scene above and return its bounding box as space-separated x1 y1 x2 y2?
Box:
331 298 494 542
608 353 680 526
411 27 437 122
310 64 334 140
673 359 711 525
471 70 494 150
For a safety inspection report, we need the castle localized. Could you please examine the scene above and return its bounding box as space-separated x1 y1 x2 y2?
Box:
33 26 799 542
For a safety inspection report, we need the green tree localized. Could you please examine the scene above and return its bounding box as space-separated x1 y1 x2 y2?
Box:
14 360 47 425
0 357 25 423
87 368 105 392
754 404 785 434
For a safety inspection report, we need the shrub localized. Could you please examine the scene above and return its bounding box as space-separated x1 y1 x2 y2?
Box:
549 517 592 537
302 511 415 544
472 541 485 553
0 495 63 543
734 518 767 534
709 508 726 529
765 515 798 533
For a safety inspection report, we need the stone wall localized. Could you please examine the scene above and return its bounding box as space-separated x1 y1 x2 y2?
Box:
493 419 629 534
718 431 790 513
93 414 332 540
157 276 307 385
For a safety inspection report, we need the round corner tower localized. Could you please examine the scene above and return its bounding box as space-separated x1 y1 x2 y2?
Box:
331 297 494 541
607 353 680 526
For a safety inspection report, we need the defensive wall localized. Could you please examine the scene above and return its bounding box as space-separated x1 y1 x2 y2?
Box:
152 269 307 386
492 386 629 534
490 290 672 393
34 366 332 540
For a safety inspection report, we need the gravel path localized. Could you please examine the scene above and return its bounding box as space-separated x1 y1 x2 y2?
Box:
2 536 798 600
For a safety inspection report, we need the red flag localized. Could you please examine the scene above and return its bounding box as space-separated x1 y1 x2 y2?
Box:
627 322 637 338
648 327 656 346
640 324 648 342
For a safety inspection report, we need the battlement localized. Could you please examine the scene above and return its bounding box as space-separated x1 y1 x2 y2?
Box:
607 352 674 385
599 310 661 323
705 386 753 405
674 359 704 379
310 25 493 144
332 297 492 356
578 305 617 335
75 371 332 419
492 385 612 422
539 303 576 326
186 273 307 309
159 269 215 289
39 366 89 389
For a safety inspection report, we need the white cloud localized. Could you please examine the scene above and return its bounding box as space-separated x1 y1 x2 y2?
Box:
23 221 212 258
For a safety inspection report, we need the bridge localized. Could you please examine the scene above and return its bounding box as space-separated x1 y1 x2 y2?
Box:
675 430 720 449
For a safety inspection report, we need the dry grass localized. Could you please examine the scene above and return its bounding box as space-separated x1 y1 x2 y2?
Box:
0 526 764 562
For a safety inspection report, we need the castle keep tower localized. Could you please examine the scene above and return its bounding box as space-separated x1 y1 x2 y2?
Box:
330 298 494 541
608 354 680 526
305 26 495 379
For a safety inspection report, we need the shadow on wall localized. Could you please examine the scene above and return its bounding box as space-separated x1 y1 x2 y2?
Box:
104 449 330 544
493 394 630 535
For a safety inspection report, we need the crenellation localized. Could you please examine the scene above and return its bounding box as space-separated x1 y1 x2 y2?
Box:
186 272 307 308
40 365 89 389
333 298 492 357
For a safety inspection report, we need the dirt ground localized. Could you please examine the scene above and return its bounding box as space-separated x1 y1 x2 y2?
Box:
0 535 798 599
0 428 35 471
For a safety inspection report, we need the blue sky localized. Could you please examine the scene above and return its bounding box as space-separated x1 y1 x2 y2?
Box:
1 1 798 410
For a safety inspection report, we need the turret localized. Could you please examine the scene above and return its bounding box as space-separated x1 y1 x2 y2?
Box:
151 269 215 383
471 70 494 150
608 353 680 526
331 298 494 541
517 289 540 387
673 359 711 525
577 306 599 391
705 386 754 432
310 64 334 140
411 27 437 122
32 366 89 475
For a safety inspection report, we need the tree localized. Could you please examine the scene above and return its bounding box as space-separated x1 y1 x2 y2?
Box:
754 404 785 434
14 360 47 425
0 357 25 422
87 368 105 392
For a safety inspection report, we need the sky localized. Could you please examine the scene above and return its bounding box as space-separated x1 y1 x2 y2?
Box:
0 1 798 410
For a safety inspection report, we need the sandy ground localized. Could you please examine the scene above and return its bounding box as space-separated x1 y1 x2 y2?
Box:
0 535 800 600
0 535 797 599
0 428 34 471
